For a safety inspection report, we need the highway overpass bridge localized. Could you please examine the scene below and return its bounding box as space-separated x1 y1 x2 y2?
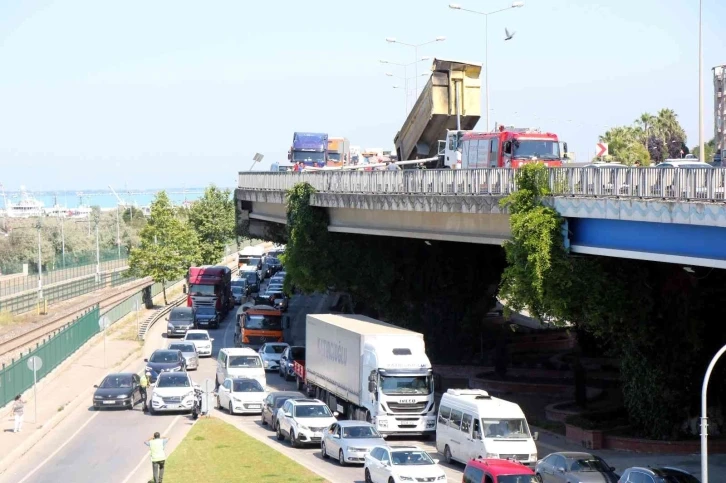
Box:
236 167 726 269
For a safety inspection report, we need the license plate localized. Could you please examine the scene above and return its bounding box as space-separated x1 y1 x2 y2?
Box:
248 404 260 409
102 400 116 404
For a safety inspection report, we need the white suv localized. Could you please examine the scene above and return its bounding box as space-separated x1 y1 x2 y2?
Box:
275 398 338 448
149 372 197 414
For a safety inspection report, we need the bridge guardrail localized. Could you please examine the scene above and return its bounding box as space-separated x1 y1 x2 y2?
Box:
238 167 726 202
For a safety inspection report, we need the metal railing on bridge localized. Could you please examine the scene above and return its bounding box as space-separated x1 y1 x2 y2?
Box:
238 167 726 202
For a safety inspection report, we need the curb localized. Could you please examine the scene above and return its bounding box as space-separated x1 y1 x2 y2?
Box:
0 343 143 475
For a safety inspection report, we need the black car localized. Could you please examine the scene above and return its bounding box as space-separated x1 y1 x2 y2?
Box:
279 346 305 381
619 466 699 483
231 280 250 304
93 373 142 409
194 306 220 329
266 257 282 277
241 271 261 294
144 349 186 383
261 391 305 429
166 307 196 338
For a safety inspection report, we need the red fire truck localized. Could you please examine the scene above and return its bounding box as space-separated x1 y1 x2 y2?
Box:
441 126 567 169
187 266 233 316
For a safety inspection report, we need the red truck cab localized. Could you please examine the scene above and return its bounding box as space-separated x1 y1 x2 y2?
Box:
293 360 306 392
463 458 537 483
187 265 233 316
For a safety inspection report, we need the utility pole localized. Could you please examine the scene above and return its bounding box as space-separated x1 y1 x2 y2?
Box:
60 215 66 268
37 226 43 300
95 224 100 283
116 205 121 259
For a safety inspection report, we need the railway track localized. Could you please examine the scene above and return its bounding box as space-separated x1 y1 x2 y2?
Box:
0 277 154 363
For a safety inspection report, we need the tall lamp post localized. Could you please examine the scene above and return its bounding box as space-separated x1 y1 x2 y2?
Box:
380 58 431 112
388 72 430 114
702 344 726 483
698 0 704 164
385 37 446 96
449 2 525 132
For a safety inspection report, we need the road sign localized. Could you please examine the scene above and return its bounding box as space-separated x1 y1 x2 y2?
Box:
596 142 609 157
98 316 111 330
27 356 43 372
253 153 264 162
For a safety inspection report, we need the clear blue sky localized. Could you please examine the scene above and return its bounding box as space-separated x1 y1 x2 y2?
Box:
1 0 724 190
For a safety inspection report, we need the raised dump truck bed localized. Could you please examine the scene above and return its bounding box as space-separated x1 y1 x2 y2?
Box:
394 58 482 164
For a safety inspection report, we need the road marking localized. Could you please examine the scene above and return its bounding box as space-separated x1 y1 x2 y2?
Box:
119 415 182 483
17 411 101 483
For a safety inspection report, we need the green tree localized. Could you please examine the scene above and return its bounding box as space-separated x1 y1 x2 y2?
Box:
128 191 200 304
187 186 236 265
692 138 716 161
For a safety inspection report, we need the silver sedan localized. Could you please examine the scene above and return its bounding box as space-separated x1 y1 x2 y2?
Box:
167 342 199 370
321 421 385 466
259 342 289 371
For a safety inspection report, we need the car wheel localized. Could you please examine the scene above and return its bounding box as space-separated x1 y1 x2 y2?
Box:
290 430 299 448
535 474 543 483
321 442 328 459
276 424 284 441
229 402 234 415
149 405 155 415
278 366 284 378
338 450 346 466
364 469 373 483
261 414 267 426
444 445 453 465
216 396 222 410
388 478 395 483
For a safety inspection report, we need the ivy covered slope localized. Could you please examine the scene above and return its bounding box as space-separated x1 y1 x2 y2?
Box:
278 182 507 362
500 163 726 440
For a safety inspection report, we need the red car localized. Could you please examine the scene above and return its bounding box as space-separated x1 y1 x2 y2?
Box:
463 458 537 483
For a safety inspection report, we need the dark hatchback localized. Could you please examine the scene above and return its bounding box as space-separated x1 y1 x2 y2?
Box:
144 349 186 383
194 306 220 329
261 391 305 429
166 307 196 338
241 271 261 294
93 373 142 409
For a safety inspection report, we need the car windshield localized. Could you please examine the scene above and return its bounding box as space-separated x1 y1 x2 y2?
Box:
100 375 133 388
292 151 325 163
390 450 434 466
169 343 195 353
482 418 531 439
169 309 193 321
232 286 244 294
229 356 262 368
150 352 180 363
188 284 215 296
571 457 610 473
157 374 191 388
233 379 264 392
186 333 209 341
498 477 538 483
294 404 332 418
244 273 258 283
512 139 560 160
290 347 305 360
197 307 215 315
244 315 282 330
265 345 287 354
657 470 701 483
380 375 432 395
342 426 381 439
249 257 261 265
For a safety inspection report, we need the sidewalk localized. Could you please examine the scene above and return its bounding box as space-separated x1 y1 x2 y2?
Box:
0 295 166 473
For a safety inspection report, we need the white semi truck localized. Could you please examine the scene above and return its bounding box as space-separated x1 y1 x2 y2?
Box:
297 314 437 437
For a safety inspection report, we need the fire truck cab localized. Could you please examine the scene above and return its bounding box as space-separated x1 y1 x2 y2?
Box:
442 127 567 169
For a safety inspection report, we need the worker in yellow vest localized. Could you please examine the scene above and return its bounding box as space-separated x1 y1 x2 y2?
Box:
144 432 169 483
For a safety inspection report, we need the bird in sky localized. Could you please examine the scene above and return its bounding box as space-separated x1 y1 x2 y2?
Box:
504 28 515 41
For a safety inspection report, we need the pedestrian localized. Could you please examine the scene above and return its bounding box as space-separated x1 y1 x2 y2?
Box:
144 432 169 483
12 395 25 433
139 372 150 412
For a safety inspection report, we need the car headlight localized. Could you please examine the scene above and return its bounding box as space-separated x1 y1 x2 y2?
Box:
298 424 309 431
94 395 102 399
486 452 499 458
378 420 388 428
530 453 537 461
263 360 269 367
145 366 153 373
399 477 414 482
117 394 128 399
152 393 163 401
183 391 194 400
436 475 446 480
348 447 367 452
167 323 174 329
426 419 436 427
172 365 182 371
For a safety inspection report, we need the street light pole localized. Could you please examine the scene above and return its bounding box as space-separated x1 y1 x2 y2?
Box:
60 215 65 268
37 227 43 300
116 205 121 259
698 0 704 163
95 224 100 283
386 37 446 99
701 344 726 483
449 2 525 132
381 58 431 113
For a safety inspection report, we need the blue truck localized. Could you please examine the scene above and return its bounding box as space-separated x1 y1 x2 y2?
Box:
288 132 328 168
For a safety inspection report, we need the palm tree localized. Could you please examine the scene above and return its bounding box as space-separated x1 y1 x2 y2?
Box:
635 113 656 150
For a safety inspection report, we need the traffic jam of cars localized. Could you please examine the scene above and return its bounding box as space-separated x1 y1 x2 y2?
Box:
90 244 700 483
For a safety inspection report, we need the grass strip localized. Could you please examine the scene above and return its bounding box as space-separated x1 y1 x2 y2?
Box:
164 417 326 483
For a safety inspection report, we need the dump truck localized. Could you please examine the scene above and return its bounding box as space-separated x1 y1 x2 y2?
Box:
327 137 350 167
394 58 482 168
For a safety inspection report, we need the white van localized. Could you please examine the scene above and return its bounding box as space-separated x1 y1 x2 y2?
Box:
216 347 266 389
436 389 538 467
